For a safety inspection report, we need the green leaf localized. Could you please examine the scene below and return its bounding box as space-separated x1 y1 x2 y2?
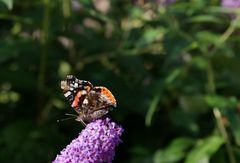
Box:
179 95 209 113
129 7 144 19
186 15 222 24
165 69 182 84
154 137 194 163
191 56 208 70
0 0 13 10
184 135 224 163
195 31 221 46
145 95 160 127
137 27 166 47
205 94 238 109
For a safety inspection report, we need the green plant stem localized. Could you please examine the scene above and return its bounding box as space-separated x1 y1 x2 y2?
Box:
213 108 236 163
203 16 238 97
215 17 239 48
62 0 71 18
38 0 50 91
37 0 50 124
206 60 215 94
209 15 239 56
206 17 239 163
0 14 32 24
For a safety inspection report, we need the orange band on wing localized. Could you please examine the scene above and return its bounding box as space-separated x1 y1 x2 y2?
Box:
100 87 116 104
71 91 82 108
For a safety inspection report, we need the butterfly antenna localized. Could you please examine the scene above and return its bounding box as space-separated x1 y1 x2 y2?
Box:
59 113 86 127
57 116 76 122
57 113 78 122
65 113 78 117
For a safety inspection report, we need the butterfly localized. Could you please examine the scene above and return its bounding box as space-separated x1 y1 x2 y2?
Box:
60 75 116 125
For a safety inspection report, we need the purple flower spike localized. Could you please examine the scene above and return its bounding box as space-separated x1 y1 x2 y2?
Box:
222 0 240 8
53 118 124 163
221 0 240 18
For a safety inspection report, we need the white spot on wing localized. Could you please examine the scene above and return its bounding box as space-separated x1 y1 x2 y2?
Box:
83 99 88 105
64 91 71 97
60 81 67 89
81 90 87 95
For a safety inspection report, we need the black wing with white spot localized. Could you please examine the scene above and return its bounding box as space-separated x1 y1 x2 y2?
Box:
60 75 93 105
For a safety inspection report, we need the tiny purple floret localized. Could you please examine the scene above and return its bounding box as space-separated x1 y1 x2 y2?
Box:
53 118 124 163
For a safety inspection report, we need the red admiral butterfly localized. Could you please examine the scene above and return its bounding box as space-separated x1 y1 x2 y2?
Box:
60 75 116 124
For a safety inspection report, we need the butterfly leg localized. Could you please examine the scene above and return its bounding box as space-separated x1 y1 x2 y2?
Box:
75 117 86 127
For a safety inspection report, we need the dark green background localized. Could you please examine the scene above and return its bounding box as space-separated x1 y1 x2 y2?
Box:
1 0 240 162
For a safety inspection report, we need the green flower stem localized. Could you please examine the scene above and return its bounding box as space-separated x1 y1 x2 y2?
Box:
215 16 239 49
38 0 50 91
213 108 236 163
210 15 240 56
37 0 50 124
206 61 215 94
206 16 239 163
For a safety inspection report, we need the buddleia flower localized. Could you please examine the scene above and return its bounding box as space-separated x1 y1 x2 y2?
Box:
53 118 123 163
222 0 240 8
222 0 240 18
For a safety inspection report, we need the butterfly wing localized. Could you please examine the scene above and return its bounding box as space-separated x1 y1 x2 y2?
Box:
60 75 93 113
80 86 117 121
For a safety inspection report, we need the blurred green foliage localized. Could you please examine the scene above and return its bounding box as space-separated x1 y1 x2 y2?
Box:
1 0 240 162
